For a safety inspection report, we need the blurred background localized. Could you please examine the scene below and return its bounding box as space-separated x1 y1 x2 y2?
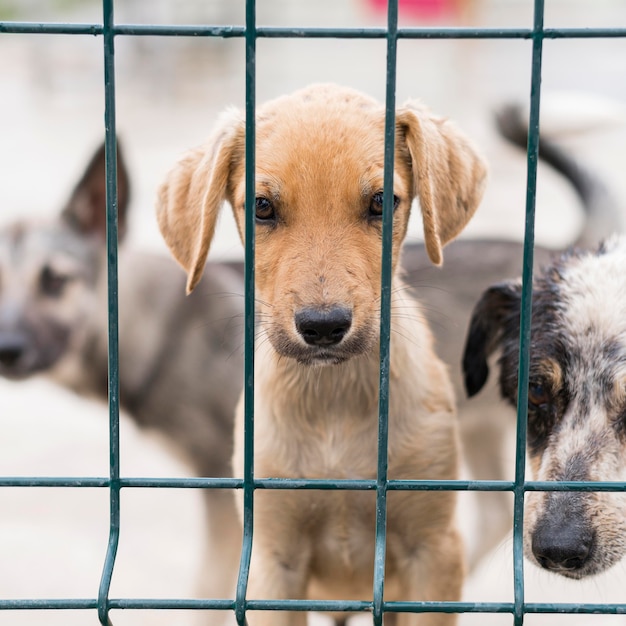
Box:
2 1 626 624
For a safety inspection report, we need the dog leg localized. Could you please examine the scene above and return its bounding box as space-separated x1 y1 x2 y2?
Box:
459 390 515 567
396 528 464 626
195 490 242 626
243 540 310 626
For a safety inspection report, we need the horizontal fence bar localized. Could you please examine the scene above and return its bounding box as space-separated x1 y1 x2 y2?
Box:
0 22 101 34
0 477 109 487
3 598 626 615
2 477 626 491
3 22 626 40
0 600 98 610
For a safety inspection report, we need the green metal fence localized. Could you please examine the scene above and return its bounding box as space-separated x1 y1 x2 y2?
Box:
2 1 626 624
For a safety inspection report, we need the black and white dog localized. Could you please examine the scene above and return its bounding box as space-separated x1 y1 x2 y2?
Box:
463 155 626 578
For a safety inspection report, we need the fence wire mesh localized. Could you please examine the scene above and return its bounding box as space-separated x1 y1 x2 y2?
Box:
1 0 626 625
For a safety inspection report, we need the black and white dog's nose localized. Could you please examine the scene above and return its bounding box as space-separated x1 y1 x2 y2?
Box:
295 306 352 346
532 517 594 573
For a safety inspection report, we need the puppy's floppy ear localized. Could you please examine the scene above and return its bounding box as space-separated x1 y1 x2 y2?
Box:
462 281 522 397
397 101 488 265
156 108 244 294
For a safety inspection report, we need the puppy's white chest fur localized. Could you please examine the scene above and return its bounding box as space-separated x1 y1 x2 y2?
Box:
232 336 459 600
261 365 374 465
244 334 452 479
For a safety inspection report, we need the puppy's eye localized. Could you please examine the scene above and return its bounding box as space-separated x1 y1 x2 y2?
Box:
369 191 400 218
528 382 550 408
40 266 69 298
255 197 276 224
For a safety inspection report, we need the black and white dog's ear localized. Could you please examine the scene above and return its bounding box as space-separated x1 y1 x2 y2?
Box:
462 280 522 398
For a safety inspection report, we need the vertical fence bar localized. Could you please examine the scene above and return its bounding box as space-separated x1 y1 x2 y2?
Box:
235 0 256 624
373 1 398 624
513 0 545 624
97 0 121 624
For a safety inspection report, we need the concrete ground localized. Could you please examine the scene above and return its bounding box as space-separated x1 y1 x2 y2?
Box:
2 0 626 624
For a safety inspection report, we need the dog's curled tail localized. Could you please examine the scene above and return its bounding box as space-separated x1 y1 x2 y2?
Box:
495 101 623 248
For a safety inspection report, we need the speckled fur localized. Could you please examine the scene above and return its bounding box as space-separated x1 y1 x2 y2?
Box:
463 234 626 579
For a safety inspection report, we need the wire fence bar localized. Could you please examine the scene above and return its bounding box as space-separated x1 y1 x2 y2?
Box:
4 597 626 616
3 1 626 625
0 477 527 490
0 600 99 610
4 22 626 39
97 1 121 624
372 1 398 622
510 0 545 623
5 476 626 491
234 1 257 624
5 597 626 615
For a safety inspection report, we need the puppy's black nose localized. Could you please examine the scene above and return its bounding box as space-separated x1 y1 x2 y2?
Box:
532 519 594 572
295 306 352 346
0 333 27 368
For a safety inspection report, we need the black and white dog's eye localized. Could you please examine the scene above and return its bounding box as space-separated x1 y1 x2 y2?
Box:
255 197 276 223
528 382 550 408
369 191 400 218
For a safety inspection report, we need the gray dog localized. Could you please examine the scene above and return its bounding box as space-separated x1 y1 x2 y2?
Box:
0 144 244 608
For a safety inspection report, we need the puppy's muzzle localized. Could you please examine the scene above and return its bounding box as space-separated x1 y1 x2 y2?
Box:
295 306 352 347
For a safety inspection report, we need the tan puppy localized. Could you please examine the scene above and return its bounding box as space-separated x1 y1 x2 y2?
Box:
157 84 487 626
